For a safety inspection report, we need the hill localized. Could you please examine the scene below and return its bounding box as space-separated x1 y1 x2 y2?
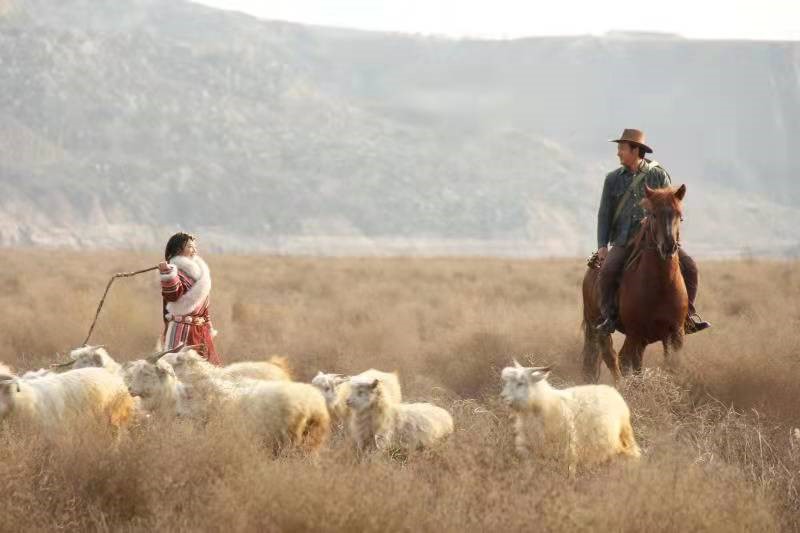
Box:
1 0 798 256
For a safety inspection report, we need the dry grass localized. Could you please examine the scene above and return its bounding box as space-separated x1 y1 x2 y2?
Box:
0 249 798 532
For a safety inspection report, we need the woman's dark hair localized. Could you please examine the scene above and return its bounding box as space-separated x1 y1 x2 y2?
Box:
164 232 195 260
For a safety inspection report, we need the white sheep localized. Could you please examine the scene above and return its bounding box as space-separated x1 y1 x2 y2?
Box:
59 346 187 423
500 361 640 473
347 376 453 453
121 359 189 418
50 345 176 422
160 349 292 383
167 350 330 453
0 366 134 436
312 368 402 428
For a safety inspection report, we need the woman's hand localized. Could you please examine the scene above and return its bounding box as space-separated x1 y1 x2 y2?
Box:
158 261 170 273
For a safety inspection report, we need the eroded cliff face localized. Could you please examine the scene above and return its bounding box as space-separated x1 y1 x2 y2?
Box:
1 0 798 256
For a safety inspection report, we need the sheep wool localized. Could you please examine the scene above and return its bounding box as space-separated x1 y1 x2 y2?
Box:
0 367 134 436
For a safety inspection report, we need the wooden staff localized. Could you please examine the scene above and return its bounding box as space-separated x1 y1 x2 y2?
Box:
82 266 159 346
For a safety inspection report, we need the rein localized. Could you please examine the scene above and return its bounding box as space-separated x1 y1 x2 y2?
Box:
624 216 679 270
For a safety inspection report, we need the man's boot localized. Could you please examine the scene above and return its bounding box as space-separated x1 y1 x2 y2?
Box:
595 305 618 335
685 312 711 334
596 315 617 335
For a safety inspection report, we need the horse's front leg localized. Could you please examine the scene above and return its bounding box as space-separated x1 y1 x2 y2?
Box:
619 336 646 375
662 330 684 371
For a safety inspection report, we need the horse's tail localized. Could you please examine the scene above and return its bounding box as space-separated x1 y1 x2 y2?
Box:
581 315 603 384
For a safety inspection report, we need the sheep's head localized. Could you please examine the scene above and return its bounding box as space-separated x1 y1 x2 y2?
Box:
49 345 110 372
346 378 383 412
69 345 106 360
500 360 552 410
166 350 205 380
70 346 115 371
311 372 349 408
72 353 104 369
122 360 174 410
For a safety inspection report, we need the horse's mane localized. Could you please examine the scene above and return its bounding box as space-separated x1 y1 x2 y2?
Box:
629 217 651 254
640 187 684 217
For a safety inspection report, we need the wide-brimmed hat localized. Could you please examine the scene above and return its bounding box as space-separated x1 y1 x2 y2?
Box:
609 128 653 154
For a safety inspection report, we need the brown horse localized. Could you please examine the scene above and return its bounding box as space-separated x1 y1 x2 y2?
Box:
582 185 689 384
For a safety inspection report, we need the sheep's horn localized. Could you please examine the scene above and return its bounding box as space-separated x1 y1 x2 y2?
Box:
512 358 523 368
50 359 76 369
146 342 186 364
179 344 204 352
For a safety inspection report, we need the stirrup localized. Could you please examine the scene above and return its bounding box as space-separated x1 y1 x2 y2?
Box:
685 313 711 335
595 317 617 335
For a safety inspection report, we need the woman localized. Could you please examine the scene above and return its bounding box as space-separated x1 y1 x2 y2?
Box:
157 232 222 365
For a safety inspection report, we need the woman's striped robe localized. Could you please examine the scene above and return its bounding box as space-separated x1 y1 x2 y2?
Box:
159 255 221 366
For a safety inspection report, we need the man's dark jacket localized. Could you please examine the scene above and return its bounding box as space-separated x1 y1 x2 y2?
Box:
597 159 671 248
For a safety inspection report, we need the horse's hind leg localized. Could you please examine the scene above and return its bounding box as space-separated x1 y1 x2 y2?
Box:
581 323 602 383
598 333 621 385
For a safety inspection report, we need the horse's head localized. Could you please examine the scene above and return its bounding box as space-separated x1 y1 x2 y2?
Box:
642 184 686 260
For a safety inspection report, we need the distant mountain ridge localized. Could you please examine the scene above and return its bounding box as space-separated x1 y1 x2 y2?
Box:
1 0 798 257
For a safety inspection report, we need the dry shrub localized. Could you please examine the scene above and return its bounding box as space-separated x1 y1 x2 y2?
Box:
0 250 797 531
425 330 513 398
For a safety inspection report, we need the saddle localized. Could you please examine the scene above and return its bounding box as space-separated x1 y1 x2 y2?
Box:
586 252 603 270
587 217 653 273
587 248 646 273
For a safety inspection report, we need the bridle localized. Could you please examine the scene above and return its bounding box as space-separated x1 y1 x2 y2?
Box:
644 209 682 259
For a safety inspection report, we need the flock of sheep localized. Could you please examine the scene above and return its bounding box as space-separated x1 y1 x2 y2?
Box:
0 346 641 471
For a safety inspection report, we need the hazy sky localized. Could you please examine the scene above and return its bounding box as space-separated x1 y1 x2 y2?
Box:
193 0 800 40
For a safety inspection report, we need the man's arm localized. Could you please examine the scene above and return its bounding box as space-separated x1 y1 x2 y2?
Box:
597 174 614 250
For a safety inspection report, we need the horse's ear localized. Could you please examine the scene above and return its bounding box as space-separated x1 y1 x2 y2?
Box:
675 184 687 201
644 185 655 199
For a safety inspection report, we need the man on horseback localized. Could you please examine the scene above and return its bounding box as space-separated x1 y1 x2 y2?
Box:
595 128 711 335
